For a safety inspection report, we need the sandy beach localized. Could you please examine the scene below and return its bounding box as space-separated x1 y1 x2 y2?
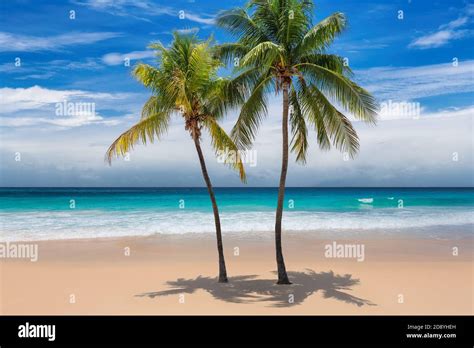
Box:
1 232 472 315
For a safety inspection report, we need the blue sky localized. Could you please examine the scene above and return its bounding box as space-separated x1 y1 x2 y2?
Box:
0 0 473 186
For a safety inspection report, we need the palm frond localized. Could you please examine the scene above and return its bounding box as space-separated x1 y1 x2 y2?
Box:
204 118 247 182
201 77 244 120
250 0 281 42
187 41 220 95
289 87 308 163
214 43 250 66
279 0 313 48
296 80 331 151
215 8 269 43
299 82 359 157
296 62 378 122
296 12 346 55
133 63 161 89
240 41 285 67
231 72 274 149
106 112 170 164
299 53 352 76
140 95 175 120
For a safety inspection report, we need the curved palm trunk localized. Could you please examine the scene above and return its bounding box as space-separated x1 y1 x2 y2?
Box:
275 82 291 285
193 137 229 283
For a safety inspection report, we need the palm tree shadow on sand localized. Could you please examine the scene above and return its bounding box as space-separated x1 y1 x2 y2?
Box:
137 269 376 307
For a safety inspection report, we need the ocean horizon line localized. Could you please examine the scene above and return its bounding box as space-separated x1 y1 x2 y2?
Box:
1 186 473 189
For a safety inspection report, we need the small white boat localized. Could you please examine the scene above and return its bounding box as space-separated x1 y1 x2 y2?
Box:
358 198 374 204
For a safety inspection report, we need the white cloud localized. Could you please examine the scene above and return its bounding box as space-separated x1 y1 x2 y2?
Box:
0 86 131 113
72 0 215 25
0 113 119 128
1 56 472 185
422 106 474 118
102 50 156 66
176 27 200 35
356 60 474 101
378 104 474 121
234 104 474 186
15 72 56 80
0 58 102 80
62 59 103 70
440 16 469 30
71 0 175 21
0 86 140 128
183 13 215 25
1 103 472 186
0 32 121 52
409 29 470 49
1 86 81 113
409 5 473 49
333 38 390 52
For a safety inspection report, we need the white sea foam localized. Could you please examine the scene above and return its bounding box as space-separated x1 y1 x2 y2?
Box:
0 207 473 241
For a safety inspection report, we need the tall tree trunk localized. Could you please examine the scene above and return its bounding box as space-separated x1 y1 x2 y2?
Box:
275 82 291 285
193 137 228 283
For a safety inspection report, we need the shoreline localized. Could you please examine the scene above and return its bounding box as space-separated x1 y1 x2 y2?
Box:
1 223 473 243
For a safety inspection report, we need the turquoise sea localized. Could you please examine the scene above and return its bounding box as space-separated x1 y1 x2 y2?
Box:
0 188 472 241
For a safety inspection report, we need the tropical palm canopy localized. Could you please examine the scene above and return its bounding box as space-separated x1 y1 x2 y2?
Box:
106 33 245 180
106 33 247 282
216 0 378 283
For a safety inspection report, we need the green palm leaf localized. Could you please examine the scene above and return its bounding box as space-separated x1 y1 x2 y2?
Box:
296 62 378 122
297 80 359 156
204 118 247 182
231 72 274 148
106 112 170 164
289 87 308 163
295 12 346 55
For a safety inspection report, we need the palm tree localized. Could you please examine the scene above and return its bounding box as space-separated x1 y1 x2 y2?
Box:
216 0 378 284
106 33 247 283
